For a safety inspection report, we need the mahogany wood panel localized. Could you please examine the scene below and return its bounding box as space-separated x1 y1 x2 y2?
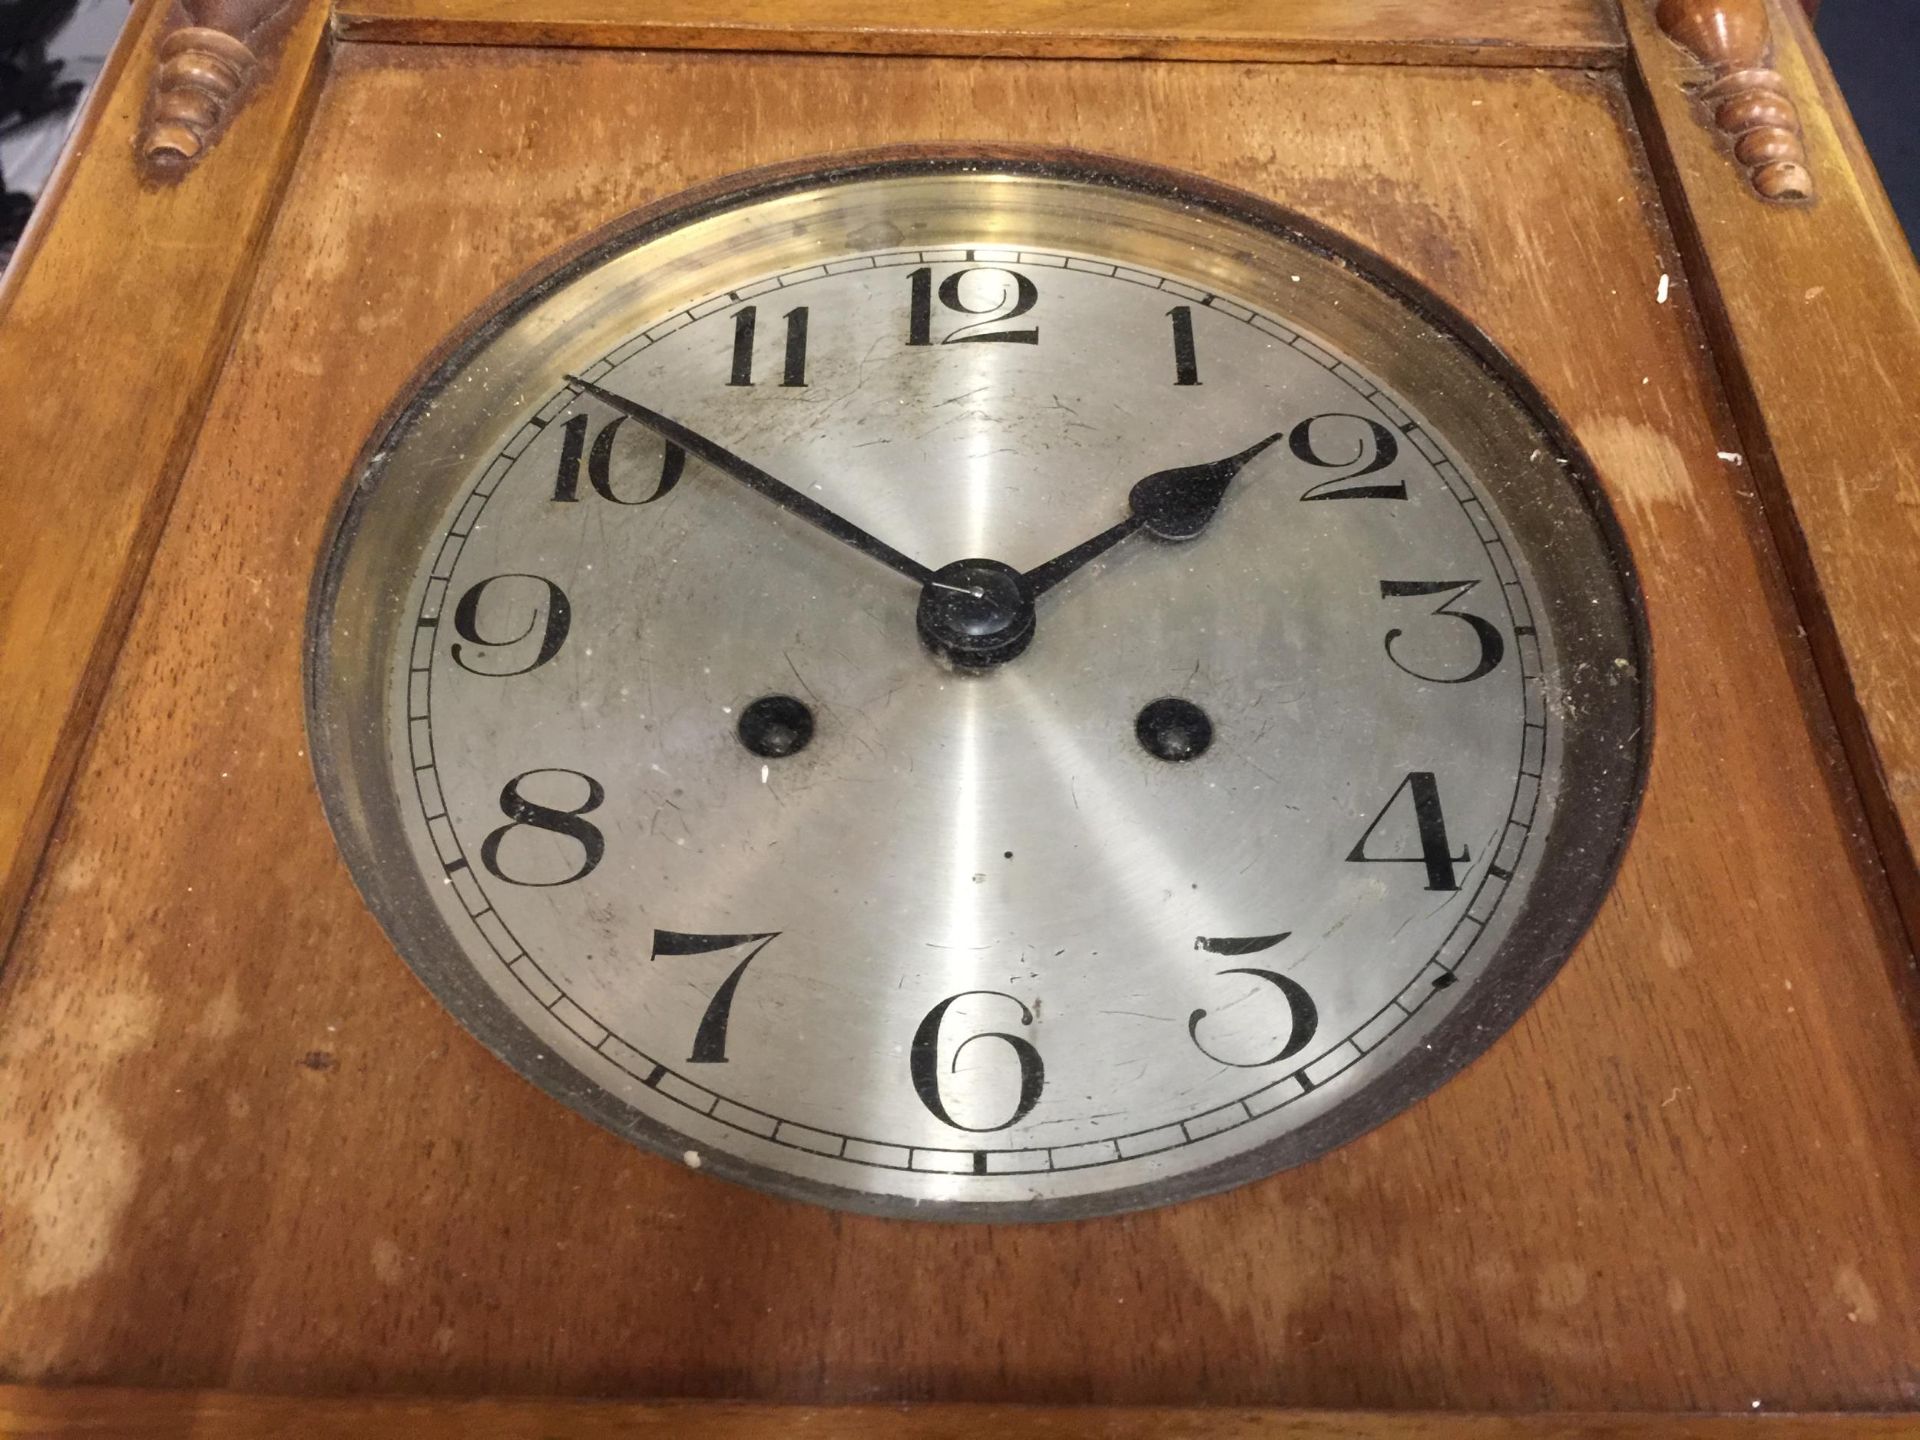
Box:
330 0 1623 66
2 44 1918 1414
0 0 327 954
1626 0 1920 962
3 1390 1917 1439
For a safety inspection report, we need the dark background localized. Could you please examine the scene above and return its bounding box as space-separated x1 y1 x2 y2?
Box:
1819 2 1919 247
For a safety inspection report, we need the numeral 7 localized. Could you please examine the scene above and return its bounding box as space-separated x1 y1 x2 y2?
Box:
651 929 781 1063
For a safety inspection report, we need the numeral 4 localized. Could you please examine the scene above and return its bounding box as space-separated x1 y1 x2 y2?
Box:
1347 771 1468 891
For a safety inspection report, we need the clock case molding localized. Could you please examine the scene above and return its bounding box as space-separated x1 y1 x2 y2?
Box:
3 0 1920 1431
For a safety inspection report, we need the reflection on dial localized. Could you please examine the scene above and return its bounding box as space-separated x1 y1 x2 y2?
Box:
311 161 1647 1220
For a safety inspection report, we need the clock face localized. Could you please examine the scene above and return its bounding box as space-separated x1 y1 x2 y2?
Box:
308 155 1648 1219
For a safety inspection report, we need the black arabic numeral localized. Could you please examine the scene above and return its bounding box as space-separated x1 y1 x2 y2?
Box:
1381 579 1506 684
651 930 781 1063
781 306 809 386
727 306 756 385
552 413 685 505
728 304 809 387
479 769 605 887
1168 305 1201 386
1292 413 1405 501
552 413 591 500
1347 771 1468 892
450 573 571 676
1189 933 1319 1069
907 266 933 346
906 265 1039 346
910 990 1045 1132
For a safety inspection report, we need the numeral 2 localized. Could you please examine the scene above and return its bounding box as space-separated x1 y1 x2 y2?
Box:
907 266 1039 346
1291 413 1404 501
728 305 809 387
651 930 781 1063
1347 771 1468 892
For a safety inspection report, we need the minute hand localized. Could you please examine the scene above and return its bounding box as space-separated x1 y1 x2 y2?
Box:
1022 432 1284 599
566 377 933 586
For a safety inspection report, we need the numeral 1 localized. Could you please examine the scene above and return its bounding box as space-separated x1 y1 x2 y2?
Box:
728 305 808 387
1168 305 1201 386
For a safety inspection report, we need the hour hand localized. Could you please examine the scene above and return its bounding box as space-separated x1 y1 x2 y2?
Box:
564 377 933 586
1021 432 1285 599
1128 431 1285 541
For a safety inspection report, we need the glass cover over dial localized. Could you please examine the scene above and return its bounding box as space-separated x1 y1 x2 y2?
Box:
307 156 1648 1219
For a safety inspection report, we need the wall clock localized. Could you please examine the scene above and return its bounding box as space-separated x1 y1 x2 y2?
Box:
308 155 1648 1217
6 0 1920 1429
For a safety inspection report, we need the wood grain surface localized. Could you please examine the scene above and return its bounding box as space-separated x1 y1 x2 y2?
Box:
4 1389 1918 1439
330 0 1624 67
0 0 328 955
1628 0 1920 977
2 41 1918 1415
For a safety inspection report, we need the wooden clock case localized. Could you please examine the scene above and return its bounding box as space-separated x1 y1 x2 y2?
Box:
3 0 1919 1432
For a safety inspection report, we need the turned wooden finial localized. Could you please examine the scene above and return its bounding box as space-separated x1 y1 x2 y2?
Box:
140 0 293 181
1655 0 1814 202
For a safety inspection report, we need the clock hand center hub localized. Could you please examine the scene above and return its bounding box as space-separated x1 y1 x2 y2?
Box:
916 558 1036 669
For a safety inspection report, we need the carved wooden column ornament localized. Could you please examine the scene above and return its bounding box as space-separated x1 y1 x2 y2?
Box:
1655 0 1815 201
139 0 295 180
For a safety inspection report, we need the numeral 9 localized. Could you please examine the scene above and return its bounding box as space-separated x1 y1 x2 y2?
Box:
451 573 571 677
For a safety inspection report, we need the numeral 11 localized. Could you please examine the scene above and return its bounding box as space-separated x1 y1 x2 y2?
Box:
729 305 809 387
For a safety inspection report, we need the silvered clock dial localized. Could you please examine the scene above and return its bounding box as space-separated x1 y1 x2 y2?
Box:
307 153 1649 1220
